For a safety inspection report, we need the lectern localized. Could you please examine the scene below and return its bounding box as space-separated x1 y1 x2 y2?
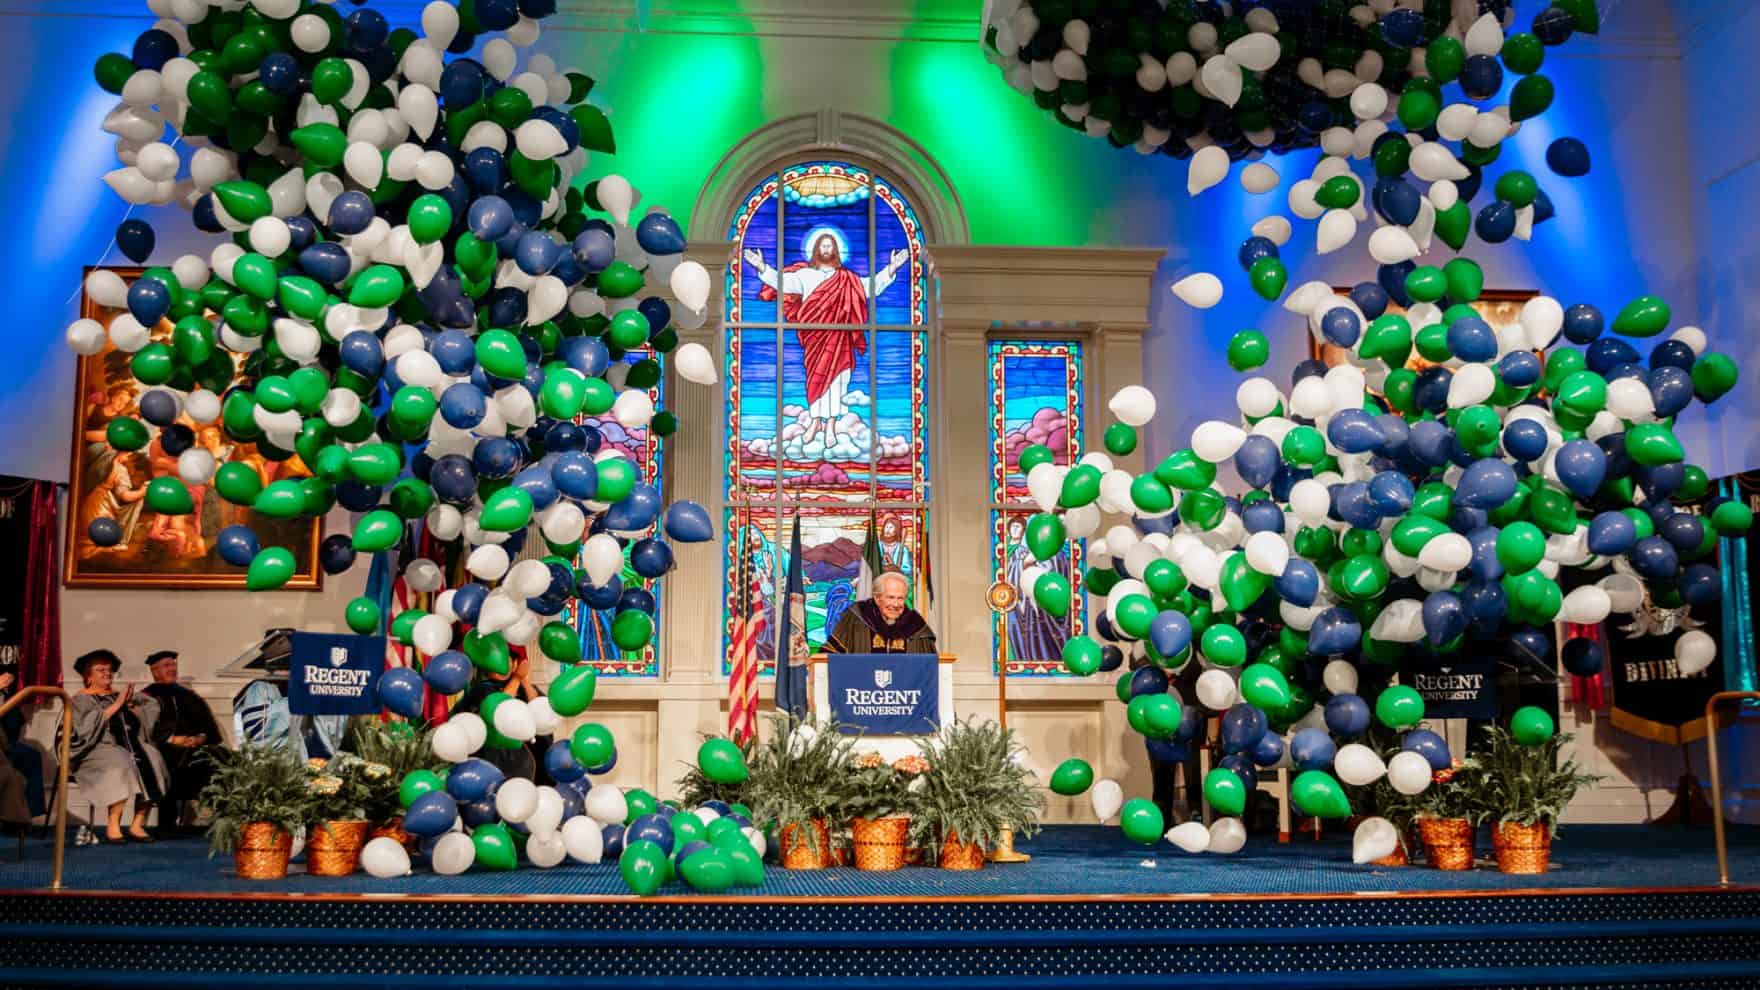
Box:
808 653 957 761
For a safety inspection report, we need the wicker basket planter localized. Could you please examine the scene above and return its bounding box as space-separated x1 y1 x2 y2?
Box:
1418 817 1476 871
938 832 986 871
1492 821 1552 874
370 816 419 854
1371 842 1409 867
851 816 910 871
306 820 372 876
780 819 832 870
235 823 293 880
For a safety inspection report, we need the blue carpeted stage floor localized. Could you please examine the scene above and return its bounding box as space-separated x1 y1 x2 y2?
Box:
0 824 1754 896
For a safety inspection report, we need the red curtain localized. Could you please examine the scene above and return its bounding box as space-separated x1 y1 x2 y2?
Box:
21 481 61 689
1565 622 1608 711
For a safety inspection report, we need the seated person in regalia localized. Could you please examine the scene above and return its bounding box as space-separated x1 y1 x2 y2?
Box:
825 570 937 655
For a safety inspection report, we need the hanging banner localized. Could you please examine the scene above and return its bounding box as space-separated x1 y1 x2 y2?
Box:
1607 584 1722 745
0 477 34 670
828 653 939 735
288 632 385 716
1407 653 1498 720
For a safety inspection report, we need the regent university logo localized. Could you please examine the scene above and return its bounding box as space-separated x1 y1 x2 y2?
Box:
1412 667 1484 701
304 644 371 696
875 669 893 688
844 666 921 718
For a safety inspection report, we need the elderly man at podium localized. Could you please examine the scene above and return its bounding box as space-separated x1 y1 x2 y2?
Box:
825 570 937 655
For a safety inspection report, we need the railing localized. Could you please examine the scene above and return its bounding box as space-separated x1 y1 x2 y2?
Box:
1705 690 1760 885
0 685 72 889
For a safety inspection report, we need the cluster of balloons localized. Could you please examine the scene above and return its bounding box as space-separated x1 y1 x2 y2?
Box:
980 0 1597 168
1030 252 1744 854
361 706 764 891
72 0 723 669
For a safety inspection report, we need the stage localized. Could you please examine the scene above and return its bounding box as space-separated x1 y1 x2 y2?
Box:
3 825 1759 988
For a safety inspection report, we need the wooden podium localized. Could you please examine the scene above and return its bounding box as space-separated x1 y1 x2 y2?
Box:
807 653 957 761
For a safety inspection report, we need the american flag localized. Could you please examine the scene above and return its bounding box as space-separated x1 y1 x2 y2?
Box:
727 524 766 744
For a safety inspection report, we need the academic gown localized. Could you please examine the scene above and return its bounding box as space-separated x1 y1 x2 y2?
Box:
825 599 938 655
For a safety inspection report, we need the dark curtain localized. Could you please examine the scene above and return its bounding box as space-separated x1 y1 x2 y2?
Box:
22 481 61 690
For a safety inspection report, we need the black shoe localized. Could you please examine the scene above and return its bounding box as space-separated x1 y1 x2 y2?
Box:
100 833 127 845
125 831 156 844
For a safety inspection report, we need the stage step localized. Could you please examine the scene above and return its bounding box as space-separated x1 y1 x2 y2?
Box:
3 889 1760 989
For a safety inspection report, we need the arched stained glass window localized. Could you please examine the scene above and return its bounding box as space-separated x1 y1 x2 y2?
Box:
722 160 932 676
988 339 1087 675
564 346 665 677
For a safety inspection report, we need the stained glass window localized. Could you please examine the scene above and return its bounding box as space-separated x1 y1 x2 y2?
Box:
988 340 1086 676
723 160 931 675
564 347 664 677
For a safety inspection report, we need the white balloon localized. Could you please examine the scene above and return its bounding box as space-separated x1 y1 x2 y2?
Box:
495 777 539 823
1676 629 1717 676
1244 531 1290 577
1188 145 1230 195
430 831 475 875
1196 669 1238 710
412 613 452 656
1367 225 1421 265
415 150 455 190
1207 818 1247 854
669 260 710 312
1171 272 1223 308
1316 208 1357 253
613 389 655 429
65 318 106 355
1370 599 1426 643
1251 215 1293 246
466 544 511 582
527 697 560 737
186 389 221 424
1448 362 1496 408
86 269 130 308
1351 817 1398 864
177 448 215 486
1322 659 1359 696
1090 779 1124 824
539 501 587 546
1236 378 1282 419
1290 479 1332 527
1064 503 1102 539
1387 751 1434 795
360 836 412 878
1225 32 1279 70
1671 326 1708 355
583 533 624 587
344 141 384 189
431 722 472 763
1418 533 1471 572
1410 141 1470 182
1241 162 1280 194
585 785 628 825
529 789 569 839
596 174 635 225
1109 385 1157 427
1464 12 1505 56
451 712 488 753
1560 585 1612 625
1334 743 1388 786
561 815 605 863
493 698 537 743
1606 378 1656 421
108 313 151 353
1192 420 1247 462
476 594 523 636
398 84 439 141
1200 54 1243 106
1349 82 1388 120
1167 821 1211 853
1025 461 1063 513
1288 179 1323 219
675 341 718 385
525 829 567 868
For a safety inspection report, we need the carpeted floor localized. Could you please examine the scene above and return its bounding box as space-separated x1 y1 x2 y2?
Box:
2 824 1755 897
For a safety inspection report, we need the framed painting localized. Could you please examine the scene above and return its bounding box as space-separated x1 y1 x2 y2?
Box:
65 266 323 589
1312 289 1536 370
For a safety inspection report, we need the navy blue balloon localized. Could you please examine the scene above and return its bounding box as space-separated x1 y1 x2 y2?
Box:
216 525 261 567
1099 645 1126 673
588 749 618 775
1500 419 1548 462
1290 728 1336 771
428 329 476 375
1349 281 1389 321
473 437 522 478
1475 201 1517 243
1327 409 1384 454
1586 338 1640 376
126 276 170 325
1378 260 1416 307
1148 610 1192 659
429 453 477 503
1218 754 1258 790
328 191 375 235
1408 419 1453 468
1660 513 1704 553
1460 53 1504 99
446 759 504 803
511 230 557 275
663 501 714 542
1554 440 1608 499
1234 435 1280 490
1561 303 1604 345
1238 235 1278 270
629 537 674 579
1320 306 1362 348
1334 482 1382 531
377 667 425 718
467 195 514 242
572 227 616 273
1422 591 1466 646
558 336 610 378
460 798 499 829
258 51 300 94
451 583 489 626
1630 536 1679 580
1556 636 1605 678
637 299 672 338
1681 563 1721 608
1367 471 1415 514
1648 339 1694 371
1585 511 1637 556
1145 738 1189 764
1456 458 1518 509
1323 694 1372 737
1128 666 1169 699
439 58 484 107
424 650 472 695
1380 7 1425 46
603 484 662 532
626 813 676 855
334 481 382 513
313 532 353 575
1374 177 1422 226
284 216 318 252
1401 729 1451 771
403 792 459 837
1241 500 1284 534
131 28 179 70
435 384 487 432
1546 137 1591 177
1274 559 1320 608
116 219 155 264
298 241 351 285
1308 608 1362 656
618 589 657 617
346 7 389 47
1248 730 1285 768
1220 704 1268 753
135 389 177 427
512 465 559 512
1532 188 1556 226
635 213 686 255
1649 366 1694 418
1498 350 1542 389
579 575 622 611
545 421 586 453
463 148 506 195
1461 579 1508 634
1447 316 1497 363
486 286 528 329
1465 527 1504 581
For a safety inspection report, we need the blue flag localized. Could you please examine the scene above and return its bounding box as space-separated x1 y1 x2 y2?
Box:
774 515 809 718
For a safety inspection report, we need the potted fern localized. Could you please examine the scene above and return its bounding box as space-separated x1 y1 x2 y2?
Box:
1412 758 1489 871
844 752 928 871
909 719 1042 871
303 753 378 876
744 714 853 869
1478 726 1601 874
347 718 444 850
198 741 314 880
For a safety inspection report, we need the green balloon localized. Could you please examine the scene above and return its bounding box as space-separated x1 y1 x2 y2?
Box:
1612 295 1671 338
570 723 616 767
698 738 748 784
1396 87 1440 131
349 443 403 485
539 621 582 665
253 480 308 520
620 840 667 895
349 265 405 308
290 123 346 166
1179 488 1226 530
547 664 597 716
353 510 402 553
1692 353 1739 401
1495 521 1546 573
1219 553 1270 612
1434 200 1472 252
1024 512 1066 562
1142 559 1187 600
387 478 436 520
607 311 650 350
625 788 659 824
1203 768 1246 817
407 194 453 244
399 769 443 808
1032 571 1071 619
94 52 136 94
597 458 637 503
1201 624 1247 667
310 57 354 106
1404 266 1448 304
1494 170 1539 209
1103 422 1138 456
1502 32 1545 74
145 477 194 515
344 597 381 635
1509 73 1554 121
105 417 149 452
1291 770 1351 819
480 486 535 532
1281 426 1325 467
1061 636 1103 677
1058 464 1102 508
1711 500 1754 536
722 843 766 887
1315 175 1360 210
597 261 645 299
1119 799 1165 845
1227 330 1270 371
391 385 438 428
1625 423 1684 467
1510 705 1555 745
1049 758 1095 796
464 630 511 676
1238 663 1291 711
213 181 271 225
1555 370 1607 415
680 848 737 892
1157 449 1217 489
1248 256 1287 301
390 609 429 647
246 547 296 591
1113 594 1156 639
1017 443 1055 473
474 328 526 379
1130 474 1175 515
612 609 654 651
1442 258 1484 302
1375 685 1425 730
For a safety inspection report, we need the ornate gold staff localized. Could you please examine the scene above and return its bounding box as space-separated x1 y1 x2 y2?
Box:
986 579 1030 863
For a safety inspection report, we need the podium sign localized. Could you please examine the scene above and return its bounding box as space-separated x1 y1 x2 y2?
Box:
289 632 385 716
827 653 939 735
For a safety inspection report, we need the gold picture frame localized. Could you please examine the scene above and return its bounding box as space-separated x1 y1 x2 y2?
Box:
65 266 323 590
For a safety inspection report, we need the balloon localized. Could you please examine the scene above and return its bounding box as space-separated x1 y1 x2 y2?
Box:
1050 759 1095 796
1374 686 1425 730
1167 821 1210 853
698 738 748 784
1203 768 1246 817
1120 799 1165 844
1510 706 1556 745
562 815 605 863
1351 817 1398 865
1333 744 1387 786
1291 770 1351 819
1090 779 1124 823
430 832 476 876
